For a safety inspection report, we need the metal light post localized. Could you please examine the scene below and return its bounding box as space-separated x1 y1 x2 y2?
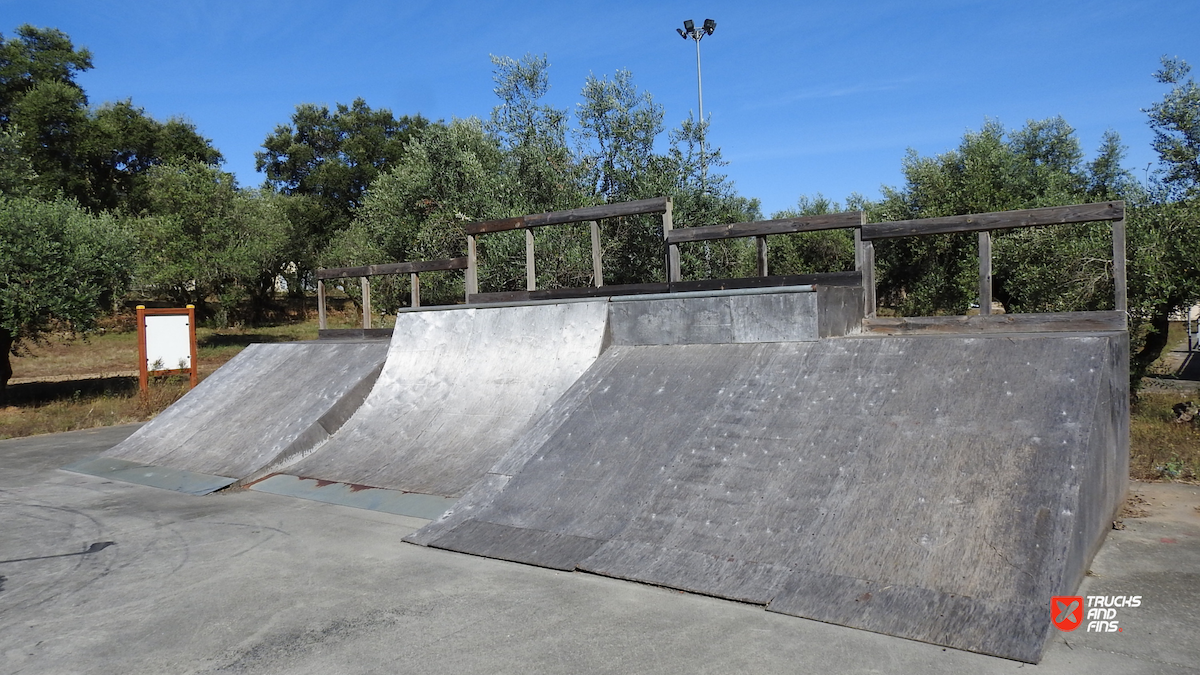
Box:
677 19 716 189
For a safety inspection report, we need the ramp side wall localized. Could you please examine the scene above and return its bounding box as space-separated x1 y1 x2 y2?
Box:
1061 331 1130 600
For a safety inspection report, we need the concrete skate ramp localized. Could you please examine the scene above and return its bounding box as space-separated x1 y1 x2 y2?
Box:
270 300 611 501
411 332 1128 662
65 341 388 494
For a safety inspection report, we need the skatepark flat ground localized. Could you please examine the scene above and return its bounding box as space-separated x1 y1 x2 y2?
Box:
2 425 1197 675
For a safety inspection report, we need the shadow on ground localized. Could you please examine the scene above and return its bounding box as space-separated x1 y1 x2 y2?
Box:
200 332 301 349
3 376 139 406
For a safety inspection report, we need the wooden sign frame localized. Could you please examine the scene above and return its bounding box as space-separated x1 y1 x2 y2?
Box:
136 305 198 395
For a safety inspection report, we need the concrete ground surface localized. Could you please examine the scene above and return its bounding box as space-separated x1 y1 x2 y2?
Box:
1 425 1197 675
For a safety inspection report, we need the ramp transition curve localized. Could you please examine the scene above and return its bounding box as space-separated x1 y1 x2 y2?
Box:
253 300 611 513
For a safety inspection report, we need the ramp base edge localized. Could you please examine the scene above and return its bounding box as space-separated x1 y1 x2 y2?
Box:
250 474 457 520
62 456 235 495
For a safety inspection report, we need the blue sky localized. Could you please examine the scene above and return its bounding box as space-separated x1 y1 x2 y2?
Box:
4 0 1196 216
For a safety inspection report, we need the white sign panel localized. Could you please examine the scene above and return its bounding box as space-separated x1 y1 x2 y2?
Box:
144 314 192 372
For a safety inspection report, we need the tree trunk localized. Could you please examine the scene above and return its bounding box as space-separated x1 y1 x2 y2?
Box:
0 327 12 407
1130 306 1173 393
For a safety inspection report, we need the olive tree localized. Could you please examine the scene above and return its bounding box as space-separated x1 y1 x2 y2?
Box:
0 196 134 401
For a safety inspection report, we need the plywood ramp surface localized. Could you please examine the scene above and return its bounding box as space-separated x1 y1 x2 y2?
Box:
100 341 389 481
411 334 1128 663
279 301 610 497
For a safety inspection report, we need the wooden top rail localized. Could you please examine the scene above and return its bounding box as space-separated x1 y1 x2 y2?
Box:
463 197 671 235
666 211 866 245
317 256 469 281
860 201 1125 241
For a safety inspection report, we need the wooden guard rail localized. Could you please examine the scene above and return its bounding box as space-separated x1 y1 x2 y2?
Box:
462 197 672 296
663 210 874 312
315 257 468 329
860 201 1127 315
313 199 1125 326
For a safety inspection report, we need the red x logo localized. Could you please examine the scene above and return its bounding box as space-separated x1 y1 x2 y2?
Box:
1051 596 1084 631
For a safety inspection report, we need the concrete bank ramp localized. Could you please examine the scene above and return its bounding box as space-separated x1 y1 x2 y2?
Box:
253 300 611 516
408 331 1128 663
64 341 388 494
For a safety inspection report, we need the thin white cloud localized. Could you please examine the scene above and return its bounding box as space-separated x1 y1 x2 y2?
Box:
738 78 919 111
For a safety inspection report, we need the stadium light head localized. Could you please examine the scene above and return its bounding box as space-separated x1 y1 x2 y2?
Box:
683 19 695 34
703 19 716 34
677 27 687 39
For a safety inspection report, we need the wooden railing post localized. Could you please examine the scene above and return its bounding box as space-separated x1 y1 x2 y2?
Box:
978 231 992 315
360 276 371 329
1113 217 1127 312
411 272 420 308
756 235 768 277
663 198 680 282
590 220 604 287
526 228 536 291
864 239 876 318
466 234 478 298
854 213 876 318
317 279 327 330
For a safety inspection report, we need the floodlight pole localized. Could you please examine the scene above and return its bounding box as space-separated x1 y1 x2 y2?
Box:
679 19 715 191
693 33 704 132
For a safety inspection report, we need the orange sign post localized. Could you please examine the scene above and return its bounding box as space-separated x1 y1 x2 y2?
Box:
136 305 199 396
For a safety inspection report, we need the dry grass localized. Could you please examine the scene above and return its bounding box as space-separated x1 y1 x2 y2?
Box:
1 376 194 439
1131 391 1200 481
1 306 370 440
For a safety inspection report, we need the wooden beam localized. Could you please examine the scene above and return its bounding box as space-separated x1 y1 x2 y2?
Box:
863 239 876 318
669 272 861 293
136 305 147 397
411 272 420 309
318 328 393 341
853 213 875 318
535 283 669 300
467 290 532 304
317 279 327 330
665 211 865 244
978 231 992 315
862 311 1126 335
462 197 670 235
462 215 526 236
854 226 864 271
756 236 768 277
860 201 1125 241
465 273 862 304
317 257 469 280
590 221 604 287
466 235 478 297
1113 217 1127 312
526 228 536 291
663 199 680 283
360 277 371 329
524 197 670 227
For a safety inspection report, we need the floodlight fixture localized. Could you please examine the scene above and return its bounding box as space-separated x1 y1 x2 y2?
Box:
677 27 687 39
703 18 716 34
683 19 695 33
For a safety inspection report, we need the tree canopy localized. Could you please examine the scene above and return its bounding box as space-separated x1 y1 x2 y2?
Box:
1146 56 1200 198
255 99 429 260
0 25 220 211
134 161 290 324
0 195 135 400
